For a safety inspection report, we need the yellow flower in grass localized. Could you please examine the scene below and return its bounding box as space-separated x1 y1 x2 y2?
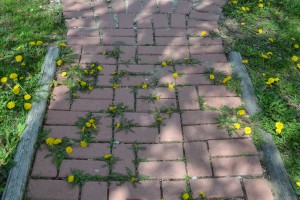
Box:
21 62 26 67
53 138 62 145
103 154 112 160
173 73 179 79
36 41 43 45
274 11 279 15
113 83 119 89
156 117 163 123
296 182 300 187
46 137 55 146
276 128 282 134
7 101 16 109
91 64 95 68
59 42 66 47
267 2 271 6
297 63 300 69
237 109 246 116
67 175 74 183
97 65 103 71
223 76 232 84
209 74 215 80
12 85 20 95
242 59 248 64
267 52 273 56
266 78 275 85
66 146 73 154
292 55 299 62
234 123 241 129
29 41 36 46
80 81 87 87
291 37 296 41
24 94 32 100
61 72 67 77
161 61 167 67
241 7 247 11
244 127 252 135
115 123 121 129
141 83 148 89
168 84 174 89
56 59 63 66
201 31 207 37
15 55 23 62
294 44 299 49
24 103 32 110
80 141 87 148
275 122 284 130
1 77 8 83
182 193 189 200
258 3 264 8
268 38 274 42
232 1 237 5
83 69 88 74
258 29 263 34
241 22 245 26
261 54 269 59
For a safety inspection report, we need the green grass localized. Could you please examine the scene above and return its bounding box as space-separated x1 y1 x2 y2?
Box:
0 0 65 196
221 0 300 195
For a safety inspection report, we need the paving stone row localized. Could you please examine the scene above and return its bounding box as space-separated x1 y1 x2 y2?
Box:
26 0 274 199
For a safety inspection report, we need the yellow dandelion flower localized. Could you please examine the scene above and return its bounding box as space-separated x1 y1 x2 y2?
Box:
242 59 248 64
267 52 273 56
258 29 263 34
141 83 148 89
244 127 252 135
161 61 167 67
275 122 284 129
21 62 26 66
53 138 62 145
297 63 300 69
237 109 246 116
183 58 189 61
46 137 55 146
61 72 67 77
241 22 245 26
274 11 279 15
109 106 116 111
89 118 95 124
97 65 103 71
29 41 36 46
56 59 63 66
182 193 189 200
113 83 119 89
199 191 206 198
209 74 215 80
65 146 73 154
292 55 299 62
103 154 112 160
67 175 74 183
276 128 282 134
234 123 241 129
1 77 8 83
130 177 137 183
273 77 279 81
24 103 32 110
261 54 269 59
86 122 92 128
223 76 232 84
90 64 95 68
17 46 22 50
294 44 299 49
268 38 274 42
168 84 174 89
59 43 66 47
88 85 93 90
36 41 43 45
12 84 20 95
80 81 87 87
156 117 163 122
266 78 275 85
24 94 32 100
232 1 237 5
201 31 207 37
15 55 23 62
173 73 179 79
83 69 88 74
258 3 264 8
115 123 121 129
241 7 247 11
102 51 107 56
296 182 300 187
80 141 87 148
7 101 16 109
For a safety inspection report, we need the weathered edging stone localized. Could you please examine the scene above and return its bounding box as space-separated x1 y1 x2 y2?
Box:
1 47 59 200
228 52 297 200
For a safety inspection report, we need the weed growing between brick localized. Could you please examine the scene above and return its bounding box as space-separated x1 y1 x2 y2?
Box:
221 0 300 192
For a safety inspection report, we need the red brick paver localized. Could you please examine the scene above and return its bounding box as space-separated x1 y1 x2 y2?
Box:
26 0 274 199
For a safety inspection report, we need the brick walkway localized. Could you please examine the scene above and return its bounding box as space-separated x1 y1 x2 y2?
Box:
26 0 274 199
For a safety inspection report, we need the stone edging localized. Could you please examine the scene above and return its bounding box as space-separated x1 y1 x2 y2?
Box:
1 47 59 200
228 52 298 200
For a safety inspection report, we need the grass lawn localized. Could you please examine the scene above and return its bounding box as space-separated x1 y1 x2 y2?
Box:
221 0 300 195
0 0 65 196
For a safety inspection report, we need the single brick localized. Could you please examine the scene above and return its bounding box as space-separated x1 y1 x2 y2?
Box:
194 4 222 13
81 182 108 200
65 19 97 28
112 0 126 13
45 111 86 125
176 74 211 85
190 178 243 198
76 88 113 100
49 98 70 111
31 145 57 177
127 0 142 13
175 65 206 74
109 181 160 200
212 156 263 176
94 0 109 15
62 2 90 11
183 124 230 141
26 179 79 200
59 160 109 177
155 28 187 37
171 14 186 28
139 161 186 179
119 75 151 86
190 12 220 21
64 10 94 19
138 143 183 160
67 37 100 45
114 88 135 110
178 86 199 110
82 45 114 54
118 64 155 73
188 20 218 31
97 75 113 86
136 13 152 28
159 0 173 13
181 110 218 125
142 0 158 13
138 46 172 56
103 36 136 46
162 181 187 200
94 116 113 141
102 29 135 37
136 98 177 112
191 54 227 63
156 37 188 46
184 142 212 176
158 73 174 85
118 13 133 28
198 85 236 97
204 97 243 108
175 1 192 14
209 139 257 157
44 125 80 139
189 37 223 46
80 55 116 64
114 127 160 143
112 144 135 174
160 113 183 142
69 143 110 159
99 14 115 28
153 14 169 28
120 112 155 126
138 29 154 45
67 28 99 37
71 99 112 112
189 45 224 54
171 46 190 59
244 179 274 200
137 87 176 99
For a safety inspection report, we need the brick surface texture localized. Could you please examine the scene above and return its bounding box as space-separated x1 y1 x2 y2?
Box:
26 0 274 199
